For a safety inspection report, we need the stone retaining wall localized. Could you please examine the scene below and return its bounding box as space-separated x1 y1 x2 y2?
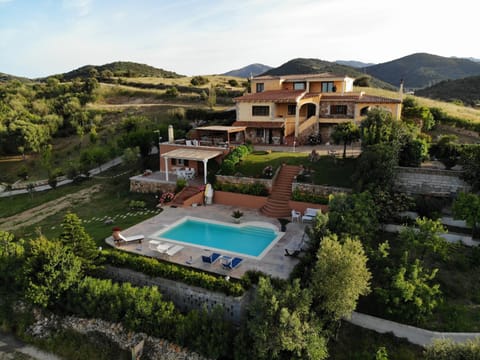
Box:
292 182 352 196
395 167 470 196
103 266 250 324
130 178 175 194
216 164 282 193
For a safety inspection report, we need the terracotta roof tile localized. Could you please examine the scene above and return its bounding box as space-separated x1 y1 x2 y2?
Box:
253 73 351 81
320 93 401 104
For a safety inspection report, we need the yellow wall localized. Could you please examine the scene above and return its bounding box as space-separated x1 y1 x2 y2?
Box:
251 78 282 93
354 103 402 120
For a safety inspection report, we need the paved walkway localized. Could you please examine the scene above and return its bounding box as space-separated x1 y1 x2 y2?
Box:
383 223 479 247
0 332 61 360
0 157 123 198
349 312 480 347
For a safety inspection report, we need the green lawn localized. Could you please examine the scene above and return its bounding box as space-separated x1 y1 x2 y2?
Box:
236 151 356 188
1 168 161 246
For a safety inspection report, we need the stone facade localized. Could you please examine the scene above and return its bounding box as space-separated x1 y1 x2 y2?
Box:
103 266 250 324
319 101 355 118
395 167 470 196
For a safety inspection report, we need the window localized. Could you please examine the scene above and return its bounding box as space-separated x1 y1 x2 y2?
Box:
330 105 347 115
256 128 264 137
321 81 335 93
287 104 296 115
293 82 306 90
256 83 264 93
252 105 270 116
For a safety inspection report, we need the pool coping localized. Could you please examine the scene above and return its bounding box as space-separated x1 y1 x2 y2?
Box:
149 216 284 260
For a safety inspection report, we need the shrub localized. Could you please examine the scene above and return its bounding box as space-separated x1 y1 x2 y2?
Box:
215 182 269 196
175 178 187 192
292 188 329 204
128 200 146 209
227 79 238 87
164 86 178 98
103 250 244 296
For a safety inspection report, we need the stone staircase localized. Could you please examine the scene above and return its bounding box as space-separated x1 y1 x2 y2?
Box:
260 165 301 218
172 185 202 206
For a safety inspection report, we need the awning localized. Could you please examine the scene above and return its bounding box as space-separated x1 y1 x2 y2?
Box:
233 121 285 129
161 148 223 161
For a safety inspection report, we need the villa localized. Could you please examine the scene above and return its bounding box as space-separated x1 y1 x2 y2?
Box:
232 73 402 145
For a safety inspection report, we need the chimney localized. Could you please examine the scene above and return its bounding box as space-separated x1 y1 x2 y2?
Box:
168 125 174 143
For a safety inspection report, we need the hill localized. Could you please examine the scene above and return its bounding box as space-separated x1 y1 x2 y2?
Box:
223 63 272 78
335 60 375 68
363 53 480 90
262 58 396 90
0 71 31 83
52 61 183 81
414 75 480 107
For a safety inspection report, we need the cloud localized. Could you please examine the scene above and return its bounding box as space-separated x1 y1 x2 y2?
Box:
62 0 93 16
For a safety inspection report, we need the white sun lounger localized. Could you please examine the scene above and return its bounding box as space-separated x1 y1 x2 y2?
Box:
165 244 184 256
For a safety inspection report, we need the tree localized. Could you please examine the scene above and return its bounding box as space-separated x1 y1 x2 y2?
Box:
310 234 371 322
352 143 399 191
453 192 480 238
236 277 328 360
400 217 448 261
430 135 460 170
460 145 480 191
330 121 360 158
0 231 25 292
360 108 397 148
23 236 83 308
402 96 435 131
327 192 379 245
376 254 441 323
59 212 98 270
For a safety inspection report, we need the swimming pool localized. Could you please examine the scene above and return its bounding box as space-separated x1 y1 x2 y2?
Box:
151 216 282 259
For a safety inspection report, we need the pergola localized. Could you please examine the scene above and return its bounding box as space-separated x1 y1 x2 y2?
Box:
161 148 223 184
194 125 246 145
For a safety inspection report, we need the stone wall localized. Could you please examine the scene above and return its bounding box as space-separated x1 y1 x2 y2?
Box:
292 182 352 196
395 167 470 196
216 164 282 193
103 266 250 324
130 177 176 194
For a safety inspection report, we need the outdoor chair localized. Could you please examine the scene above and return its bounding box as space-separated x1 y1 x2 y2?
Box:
165 244 184 256
291 209 301 223
113 231 144 246
201 252 221 264
222 257 243 270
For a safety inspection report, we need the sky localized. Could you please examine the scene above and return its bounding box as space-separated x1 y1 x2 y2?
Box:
0 0 478 78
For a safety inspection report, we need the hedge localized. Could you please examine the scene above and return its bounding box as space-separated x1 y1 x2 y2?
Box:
102 250 245 297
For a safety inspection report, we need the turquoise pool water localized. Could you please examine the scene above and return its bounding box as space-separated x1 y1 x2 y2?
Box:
153 217 279 258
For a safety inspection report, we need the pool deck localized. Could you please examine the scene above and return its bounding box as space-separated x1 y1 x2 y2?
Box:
105 204 309 279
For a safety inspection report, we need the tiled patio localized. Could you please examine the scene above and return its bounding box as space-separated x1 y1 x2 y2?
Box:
105 204 310 279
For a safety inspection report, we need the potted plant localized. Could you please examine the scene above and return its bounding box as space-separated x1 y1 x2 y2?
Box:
231 210 244 223
278 218 290 232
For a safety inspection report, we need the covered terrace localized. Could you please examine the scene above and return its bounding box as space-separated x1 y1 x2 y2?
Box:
161 148 223 184
191 125 247 147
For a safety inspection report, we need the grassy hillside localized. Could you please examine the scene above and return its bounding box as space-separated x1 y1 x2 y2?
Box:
415 75 480 107
0 71 31 83
263 58 396 90
356 86 480 123
364 53 480 90
53 61 183 80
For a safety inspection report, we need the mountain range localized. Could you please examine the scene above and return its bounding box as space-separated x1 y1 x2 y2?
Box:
363 53 480 90
415 75 480 107
222 63 272 78
2 53 480 97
